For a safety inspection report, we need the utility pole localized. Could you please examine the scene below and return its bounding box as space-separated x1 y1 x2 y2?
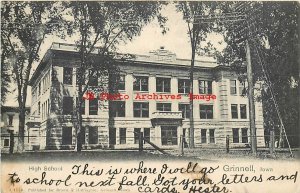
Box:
270 126 275 155
245 40 257 155
192 2 259 156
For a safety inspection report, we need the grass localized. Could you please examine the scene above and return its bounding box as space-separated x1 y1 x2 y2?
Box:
1 148 298 163
1 150 198 163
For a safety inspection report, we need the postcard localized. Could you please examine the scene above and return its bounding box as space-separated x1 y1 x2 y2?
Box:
1 1 299 193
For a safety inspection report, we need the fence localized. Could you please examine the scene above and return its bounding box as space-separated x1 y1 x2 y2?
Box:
1 132 298 156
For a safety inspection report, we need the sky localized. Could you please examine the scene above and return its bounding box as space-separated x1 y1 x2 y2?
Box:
118 4 224 59
3 3 225 107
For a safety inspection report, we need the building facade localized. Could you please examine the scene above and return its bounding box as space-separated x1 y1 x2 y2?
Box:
0 106 31 153
28 42 265 150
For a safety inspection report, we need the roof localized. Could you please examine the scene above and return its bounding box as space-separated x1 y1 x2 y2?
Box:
29 49 53 86
30 42 222 85
49 42 218 67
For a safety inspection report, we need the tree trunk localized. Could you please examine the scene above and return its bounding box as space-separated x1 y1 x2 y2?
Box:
189 44 195 149
76 86 84 152
76 116 84 152
76 106 83 152
18 107 26 152
279 125 284 148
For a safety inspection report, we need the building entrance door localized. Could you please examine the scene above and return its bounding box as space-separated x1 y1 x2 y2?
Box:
62 127 72 145
109 128 116 145
161 126 177 145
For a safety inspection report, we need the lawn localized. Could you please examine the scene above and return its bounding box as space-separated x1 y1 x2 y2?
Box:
1 148 298 163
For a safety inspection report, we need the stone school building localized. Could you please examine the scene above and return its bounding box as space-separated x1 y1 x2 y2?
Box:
27 42 264 150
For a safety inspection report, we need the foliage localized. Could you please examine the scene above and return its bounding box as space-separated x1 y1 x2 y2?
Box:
176 1 221 148
65 1 167 94
64 1 167 151
1 1 65 151
176 2 220 54
216 2 299 147
1 46 11 104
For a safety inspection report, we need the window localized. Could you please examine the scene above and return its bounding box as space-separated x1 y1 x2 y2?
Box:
119 128 126 144
45 102 47 118
42 79 45 93
76 68 82 85
38 102 41 115
89 127 98 144
43 103 45 119
117 75 125 90
8 115 13 126
144 128 150 142
201 129 207 143
76 98 85 115
4 139 10 147
133 102 149 117
79 127 86 144
156 103 171 111
52 69 58 82
161 126 177 145
200 105 213 119
134 128 141 144
232 128 239 143
109 101 125 117
48 99 50 114
183 128 187 141
240 104 247 119
178 79 190 94
63 67 73 85
242 128 248 143
133 76 148 91
230 80 237 95
110 74 125 91
209 129 215 143
231 104 238 119
63 97 73 115
42 103 44 119
239 81 247 96
89 70 98 86
89 99 98 115
62 127 72 145
179 104 190 119
156 78 170 92
42 79 44 93
44 101 47 118
38 82 41 96
199 80 212 94
32 88 37 103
